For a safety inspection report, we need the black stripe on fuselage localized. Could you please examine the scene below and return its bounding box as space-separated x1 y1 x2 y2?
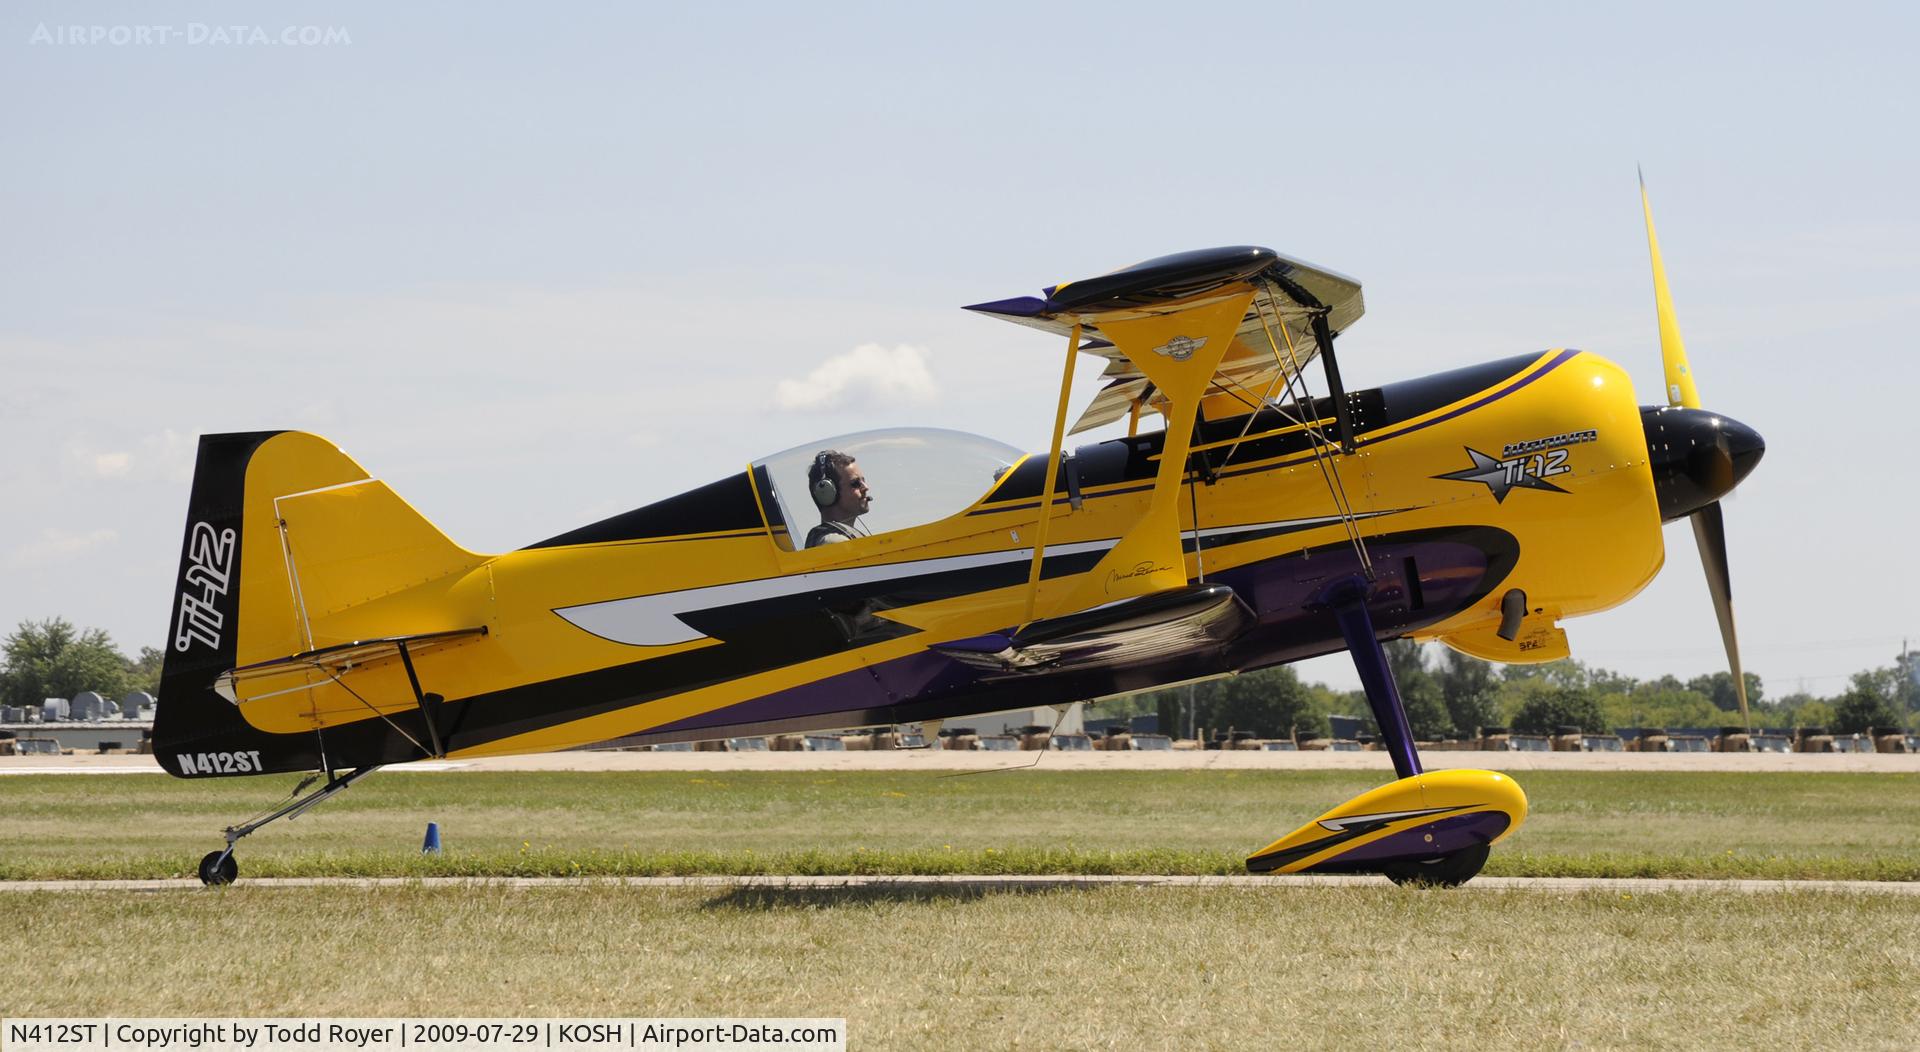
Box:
976 353 1550 514
522 472 766 550
425 544 1111 752
388 518 1472 754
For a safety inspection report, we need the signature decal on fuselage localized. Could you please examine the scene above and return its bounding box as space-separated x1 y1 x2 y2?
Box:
1435 429 1598 503
1106 561 1173 593
174 521 237 652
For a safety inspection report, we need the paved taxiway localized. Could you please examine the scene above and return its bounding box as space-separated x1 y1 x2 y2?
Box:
2 875 1916 894
5 750 1916 775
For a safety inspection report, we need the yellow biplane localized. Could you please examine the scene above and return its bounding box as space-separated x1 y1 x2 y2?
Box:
159 181 1762 886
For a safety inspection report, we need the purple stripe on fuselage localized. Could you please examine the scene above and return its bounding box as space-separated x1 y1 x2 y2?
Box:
642 661 900 737
639 528 1515 740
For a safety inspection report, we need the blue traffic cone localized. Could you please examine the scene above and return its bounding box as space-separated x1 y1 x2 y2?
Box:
421 821 442 854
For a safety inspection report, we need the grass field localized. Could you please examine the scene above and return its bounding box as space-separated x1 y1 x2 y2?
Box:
4 884 1917 1049
2 769 1916 880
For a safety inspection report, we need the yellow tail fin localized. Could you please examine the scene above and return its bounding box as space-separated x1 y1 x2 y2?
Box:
157 431 489 776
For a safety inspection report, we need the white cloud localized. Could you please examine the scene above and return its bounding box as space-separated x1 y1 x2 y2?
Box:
90 451 131 477
8 528 119 570
773 343 937 412
59 431 197 483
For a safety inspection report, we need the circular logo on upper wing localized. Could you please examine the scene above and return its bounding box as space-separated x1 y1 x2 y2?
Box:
1151 335 1207 361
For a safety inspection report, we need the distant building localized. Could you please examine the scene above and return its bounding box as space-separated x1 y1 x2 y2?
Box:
70 691 111 720
120 692 155 719
950 703 1084 737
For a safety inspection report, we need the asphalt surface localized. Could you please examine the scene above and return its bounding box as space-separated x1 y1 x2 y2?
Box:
6 750 1917 774
3 875 1916 894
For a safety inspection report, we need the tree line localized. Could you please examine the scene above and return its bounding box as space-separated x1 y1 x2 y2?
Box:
0 619 163 708
1113 640 1918 741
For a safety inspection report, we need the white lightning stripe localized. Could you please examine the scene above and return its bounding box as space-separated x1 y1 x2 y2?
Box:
555 539 1117 646
1317 805 1463 832
554 511 1391 647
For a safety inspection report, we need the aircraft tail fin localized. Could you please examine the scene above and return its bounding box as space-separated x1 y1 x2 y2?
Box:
154 432 482 776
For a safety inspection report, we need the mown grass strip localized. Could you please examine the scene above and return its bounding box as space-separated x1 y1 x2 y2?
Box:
5 847 1916 883
5 769 1916 881
6 883 1918 1049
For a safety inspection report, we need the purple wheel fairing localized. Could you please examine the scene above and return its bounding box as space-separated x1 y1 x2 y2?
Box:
1303 811 1512 872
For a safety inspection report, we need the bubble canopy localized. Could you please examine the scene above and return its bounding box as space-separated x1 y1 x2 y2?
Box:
753 428 1026 550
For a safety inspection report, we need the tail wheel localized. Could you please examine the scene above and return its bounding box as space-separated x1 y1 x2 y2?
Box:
198 850 238 886
1383 843 1490 888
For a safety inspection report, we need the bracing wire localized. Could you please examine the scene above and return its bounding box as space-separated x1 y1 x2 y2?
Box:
1253 282 1375 578
322 668 431 756
939 703 1073 778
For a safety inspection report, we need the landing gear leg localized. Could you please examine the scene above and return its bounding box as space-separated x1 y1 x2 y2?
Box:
1244 577 1528 882
1325 577 1422 780
197 766 381 886
1331 580 1498 887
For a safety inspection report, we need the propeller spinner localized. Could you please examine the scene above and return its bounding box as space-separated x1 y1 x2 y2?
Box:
1638 172 1766 729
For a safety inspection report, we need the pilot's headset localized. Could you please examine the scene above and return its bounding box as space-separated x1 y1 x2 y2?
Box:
809 451 843 508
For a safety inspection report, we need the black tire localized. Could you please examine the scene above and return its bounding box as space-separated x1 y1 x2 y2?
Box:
198 850 238 886
1383 843 1490 888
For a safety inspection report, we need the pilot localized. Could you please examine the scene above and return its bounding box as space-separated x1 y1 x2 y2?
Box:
805 450 873 547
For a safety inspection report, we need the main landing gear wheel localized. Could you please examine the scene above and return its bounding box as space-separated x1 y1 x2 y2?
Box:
1383 843 1490 888
198 850 238 886
195 766 382 889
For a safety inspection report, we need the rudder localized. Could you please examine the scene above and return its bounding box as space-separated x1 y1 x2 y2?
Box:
154 432 478 776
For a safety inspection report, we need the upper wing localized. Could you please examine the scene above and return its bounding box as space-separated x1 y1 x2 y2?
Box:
965 246 1364 433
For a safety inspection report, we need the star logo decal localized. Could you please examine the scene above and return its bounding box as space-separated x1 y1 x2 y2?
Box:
1433 447 1569 503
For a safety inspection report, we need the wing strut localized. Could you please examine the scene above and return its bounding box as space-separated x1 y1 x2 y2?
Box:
1021 322 1080 626
1311 313 1359 454
396 640 446 758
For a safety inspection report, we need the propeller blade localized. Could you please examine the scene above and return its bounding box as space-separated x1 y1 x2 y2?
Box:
1639 169 1701 409
1689 500 1750 730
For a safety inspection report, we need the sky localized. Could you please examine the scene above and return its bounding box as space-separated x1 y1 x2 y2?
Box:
3 2 1916 698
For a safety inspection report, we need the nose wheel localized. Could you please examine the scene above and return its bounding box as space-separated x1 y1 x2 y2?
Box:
193 765 381 887
1382 843 1490 888
197 849 238 886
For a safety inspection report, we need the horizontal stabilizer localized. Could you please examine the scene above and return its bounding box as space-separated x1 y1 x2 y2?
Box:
932 583 1251 674
215 626 489 706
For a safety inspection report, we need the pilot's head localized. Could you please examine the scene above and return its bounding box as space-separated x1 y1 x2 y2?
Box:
809 450 872 521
